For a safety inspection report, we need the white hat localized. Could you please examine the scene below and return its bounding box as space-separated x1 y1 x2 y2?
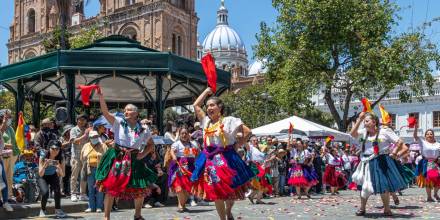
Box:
89 130 99 138
194 122 201 128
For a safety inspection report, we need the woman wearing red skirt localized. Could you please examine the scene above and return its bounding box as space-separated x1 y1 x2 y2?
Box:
168 127 199 212
322 147 347 195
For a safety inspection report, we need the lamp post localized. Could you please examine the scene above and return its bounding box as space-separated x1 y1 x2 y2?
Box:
261 92 273 124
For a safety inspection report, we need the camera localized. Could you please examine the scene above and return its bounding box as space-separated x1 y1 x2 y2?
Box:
47 159 59 166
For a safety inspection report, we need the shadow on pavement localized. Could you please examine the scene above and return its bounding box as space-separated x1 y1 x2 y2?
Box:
364 213 416 219
185 209 215 213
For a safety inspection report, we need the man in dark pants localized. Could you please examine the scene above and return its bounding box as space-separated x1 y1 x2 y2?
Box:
312 144 324 194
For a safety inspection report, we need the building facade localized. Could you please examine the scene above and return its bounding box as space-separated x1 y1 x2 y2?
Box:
314 76 440 142
8 0 198 64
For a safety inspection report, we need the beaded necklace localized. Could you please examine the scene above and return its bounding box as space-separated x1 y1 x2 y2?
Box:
203 117 227 148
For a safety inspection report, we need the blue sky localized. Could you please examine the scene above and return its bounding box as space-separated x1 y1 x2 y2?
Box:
0 0 439 67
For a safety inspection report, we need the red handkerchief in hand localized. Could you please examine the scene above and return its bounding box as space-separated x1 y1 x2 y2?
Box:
77 84 100 106
407 117 417 128
201 53 217 93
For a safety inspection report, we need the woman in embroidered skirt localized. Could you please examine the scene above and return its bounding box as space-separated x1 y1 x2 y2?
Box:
95 91 157 220
413 124 440 202
351 112 408 216
322 147 347 195
191 87 255 220
287 139 318 199
168 127 199 212
246 136 274 204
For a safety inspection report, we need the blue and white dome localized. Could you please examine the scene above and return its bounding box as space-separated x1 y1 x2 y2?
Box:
202 0 246 53
202 26 245 52
201 0 248 76
248 59 268 76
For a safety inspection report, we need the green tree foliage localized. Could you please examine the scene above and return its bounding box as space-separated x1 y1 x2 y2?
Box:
70 26 104 49
42 26 72 52
222 85 287 128
0 90 33 124
255 0 440 132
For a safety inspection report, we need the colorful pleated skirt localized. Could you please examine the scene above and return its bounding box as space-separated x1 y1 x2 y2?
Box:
167 157 195 193
287 164 318 187
323 165 347 188
95 147 157 200
190 145 255 201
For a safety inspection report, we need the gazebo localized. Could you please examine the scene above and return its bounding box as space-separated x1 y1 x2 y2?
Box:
0 35 231 132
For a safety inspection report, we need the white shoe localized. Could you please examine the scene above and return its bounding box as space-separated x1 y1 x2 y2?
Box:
3 202 13 212
154 201 165 207
79 195 89 201
144 204 153 208
190 200 197 207
245 191 252 198
55 209 67 218
39 209 46 217
96 208 102 213
71 194 78 202
84 208 93 213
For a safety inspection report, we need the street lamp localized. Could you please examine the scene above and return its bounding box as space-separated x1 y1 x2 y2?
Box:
261 92 273 124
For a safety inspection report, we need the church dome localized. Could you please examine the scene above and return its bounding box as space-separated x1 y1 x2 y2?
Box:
202 0 245 52
248 59 268 76
202 26 245 52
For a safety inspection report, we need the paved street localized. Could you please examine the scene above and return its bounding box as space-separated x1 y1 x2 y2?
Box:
19 187 440 220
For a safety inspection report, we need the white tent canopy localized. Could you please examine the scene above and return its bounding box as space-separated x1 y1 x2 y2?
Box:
252 116 351 141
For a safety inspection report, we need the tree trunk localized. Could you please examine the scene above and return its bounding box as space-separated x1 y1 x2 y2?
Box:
324 88 343 131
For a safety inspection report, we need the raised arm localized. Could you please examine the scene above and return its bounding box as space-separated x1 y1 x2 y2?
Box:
193 88 213 122
350 112 366 139
98 89 115 125
413 122 419 141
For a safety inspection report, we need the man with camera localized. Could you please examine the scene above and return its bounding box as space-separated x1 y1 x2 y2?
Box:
70 114 91 202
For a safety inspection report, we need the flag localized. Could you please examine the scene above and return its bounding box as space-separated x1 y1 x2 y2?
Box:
288 122 294 134
201 53 217 93
407 117 417 128
361 98 372 113
77 84 100 106
15 112 26 153
379 104 391 125
325 135 335 144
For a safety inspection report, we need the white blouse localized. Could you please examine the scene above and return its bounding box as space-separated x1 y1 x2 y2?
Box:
201 116 243 147
354 128 400 155
417 138 440 159
171 140 199 158
325 154 342 166
111 117 151 150
290 149 311 164
249 144 266 163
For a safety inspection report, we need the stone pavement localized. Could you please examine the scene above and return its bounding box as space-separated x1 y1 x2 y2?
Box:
9 187 440 219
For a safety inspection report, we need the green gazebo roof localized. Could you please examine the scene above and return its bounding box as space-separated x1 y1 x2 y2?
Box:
0 35 231 107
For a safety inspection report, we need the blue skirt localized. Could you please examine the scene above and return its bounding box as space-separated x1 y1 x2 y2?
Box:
414 158 428 177
191 145 254 189
369 155 408 194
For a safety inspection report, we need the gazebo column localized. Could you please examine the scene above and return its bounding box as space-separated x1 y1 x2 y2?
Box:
65 72 76 124
155 74 164 134
15 79 25 122
32 93 41 128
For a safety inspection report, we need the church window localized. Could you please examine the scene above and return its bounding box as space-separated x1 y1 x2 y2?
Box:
172 34 176 53
177 36 182 55
120 26 138 41
24 51 36 59
27 9 36 34
171 0 185 10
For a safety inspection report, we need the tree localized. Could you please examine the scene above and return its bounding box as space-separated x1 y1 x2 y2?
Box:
42 26 72 52
255 0 440 132
70 25 104 49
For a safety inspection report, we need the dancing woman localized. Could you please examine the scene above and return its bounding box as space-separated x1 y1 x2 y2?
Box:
287 140 318 199
413 124 440 202
191 88 255 220
322 147 347 195
168 127 199 212
95 91 157 220
351 112 408 216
